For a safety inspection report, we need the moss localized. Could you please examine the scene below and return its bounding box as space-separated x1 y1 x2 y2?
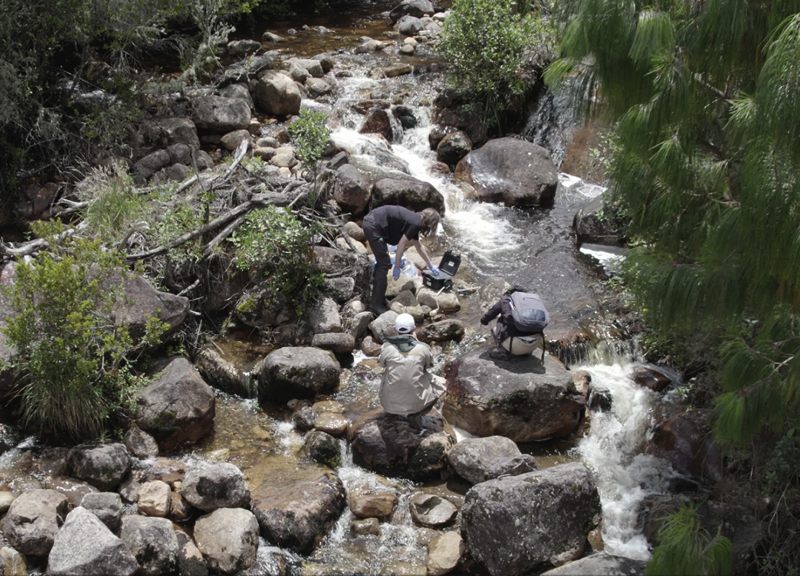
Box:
236 296 258 315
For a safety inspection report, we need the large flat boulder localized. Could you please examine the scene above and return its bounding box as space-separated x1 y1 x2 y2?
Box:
454 137 558 207
370 177 446 213
442 348 587 442
191 95 251 133
461 463 601 576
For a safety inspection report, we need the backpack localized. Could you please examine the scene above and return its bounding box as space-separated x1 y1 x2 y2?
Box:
507 292 550 333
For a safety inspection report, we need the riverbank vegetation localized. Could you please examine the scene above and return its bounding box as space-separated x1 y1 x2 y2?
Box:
547 0 800 573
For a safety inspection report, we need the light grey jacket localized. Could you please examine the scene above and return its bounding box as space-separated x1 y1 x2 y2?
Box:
378 336 445 416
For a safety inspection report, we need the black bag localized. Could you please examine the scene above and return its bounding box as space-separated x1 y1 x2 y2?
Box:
508 292 549 333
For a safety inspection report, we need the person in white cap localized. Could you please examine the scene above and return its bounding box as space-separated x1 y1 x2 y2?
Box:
377 313 446 417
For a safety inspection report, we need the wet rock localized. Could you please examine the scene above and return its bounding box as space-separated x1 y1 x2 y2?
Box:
3 489 68 556
350 410 455 481
334 164 371 216
182 462 250 512
381 64 414 78
194 508 259 574
354 38 387 54
448 436 537 485
572 193 627 247
647 410 723 485
410 493 457 527
370 177 445 213
540 552 647 575
80 492 123 531
361 335 383 356
256 71 302 117
137 480 171 517
360 107 402 142
631 366 672 392
349 492 397 519
396 15 424 36
306 430 341 468
148 457 187 486
194 345 252 398
136 357 216 451
259 346 341 403
124 427 159 459
47 507 138 576
427 531 464 576
119 515 179 576
311 333 356 353
43 476 98 507
417 319 465 343
389 0 434 23
306 77 332 98
0 424 21 456
437 130 472 166
306 297 343 334
191 95 251 133
314 412 350 436
351 517 380 536
462 463 601 576
429 124 459 151
263 31 284 43
588 388 613 412
250 461 347 554
454 137 558 208
67 443 130 491
442 348 587 442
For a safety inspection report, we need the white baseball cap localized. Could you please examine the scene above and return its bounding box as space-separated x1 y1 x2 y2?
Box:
395 313 416 334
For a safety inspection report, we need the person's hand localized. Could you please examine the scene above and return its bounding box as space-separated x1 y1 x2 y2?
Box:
429 265 440 277
392 266 401 281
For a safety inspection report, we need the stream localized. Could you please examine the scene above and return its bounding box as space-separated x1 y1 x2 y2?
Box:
0 3 683 574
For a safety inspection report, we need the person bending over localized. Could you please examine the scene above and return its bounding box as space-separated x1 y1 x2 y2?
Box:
362 205 440 315
378 313 446 416
480 286 545 360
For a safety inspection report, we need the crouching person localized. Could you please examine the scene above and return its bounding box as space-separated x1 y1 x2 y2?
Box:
378 313 446 417
480 286 549 361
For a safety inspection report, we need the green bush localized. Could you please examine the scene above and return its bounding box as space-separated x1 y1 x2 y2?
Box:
0 224 167 440
437 0 555 125
229 206 323 314
289 109 331 175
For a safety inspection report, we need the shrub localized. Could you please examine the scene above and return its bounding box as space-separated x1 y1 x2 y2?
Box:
229 206 324 314
0 223 167 440
289 109 331 175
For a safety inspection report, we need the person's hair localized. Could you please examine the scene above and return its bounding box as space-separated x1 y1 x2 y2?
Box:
418 208 441 237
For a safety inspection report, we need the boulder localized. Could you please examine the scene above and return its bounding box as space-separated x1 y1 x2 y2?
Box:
368 310 399 344
437 130 472 166
454 137 558 207
349 492 397 519
43 477 98 507
0 491 15 513
141 117 200 151
194 344 252 398
314 412 350 436
110 274 190 340
442 348 587 442
334 164 371 215
427 531 464 576
0 547 25 575
47 507 138 576
135 357 216 451
175 529 208 576
218 82 254 110
256 71 302 117
409 493 458 527
351 517 380 536
137 480 171 517
448 436 537 485
359 107 402 142
220 129 251 151
191 95 251 133
417 319 465 343
250 459 347 554
647 410 723 485
305 430 341 469
305 297 343 334
67 443 131 491
218 54 274 87
194 508 259 574
123 427 160 459
306 77 332 98
396 15 424 36
322 276 356 303
132 149 171 184
2 489 69 556
540 553 648 575
389 0 434 23
227 39 261 57
631 366 673 392
461 463 601 576
370 177 446 213
119 515 179 576
258 347 341 403
80 492 123 531
310 333 356 353
311 246 372 292
182 462 250 512
573 193 627 247
350 410 455 481
147 457 187 486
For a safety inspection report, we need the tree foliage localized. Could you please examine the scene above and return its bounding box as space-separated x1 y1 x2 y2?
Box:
547 0 800 447
438 0 555 125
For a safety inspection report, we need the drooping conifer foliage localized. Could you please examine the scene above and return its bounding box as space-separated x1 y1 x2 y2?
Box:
546 0 800 447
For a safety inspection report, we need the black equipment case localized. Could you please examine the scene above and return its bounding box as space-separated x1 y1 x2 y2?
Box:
422 250 461 291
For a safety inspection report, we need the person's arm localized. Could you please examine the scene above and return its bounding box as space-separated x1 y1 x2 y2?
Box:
408 239 441 276
481 299 503 325
393 235 411 279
